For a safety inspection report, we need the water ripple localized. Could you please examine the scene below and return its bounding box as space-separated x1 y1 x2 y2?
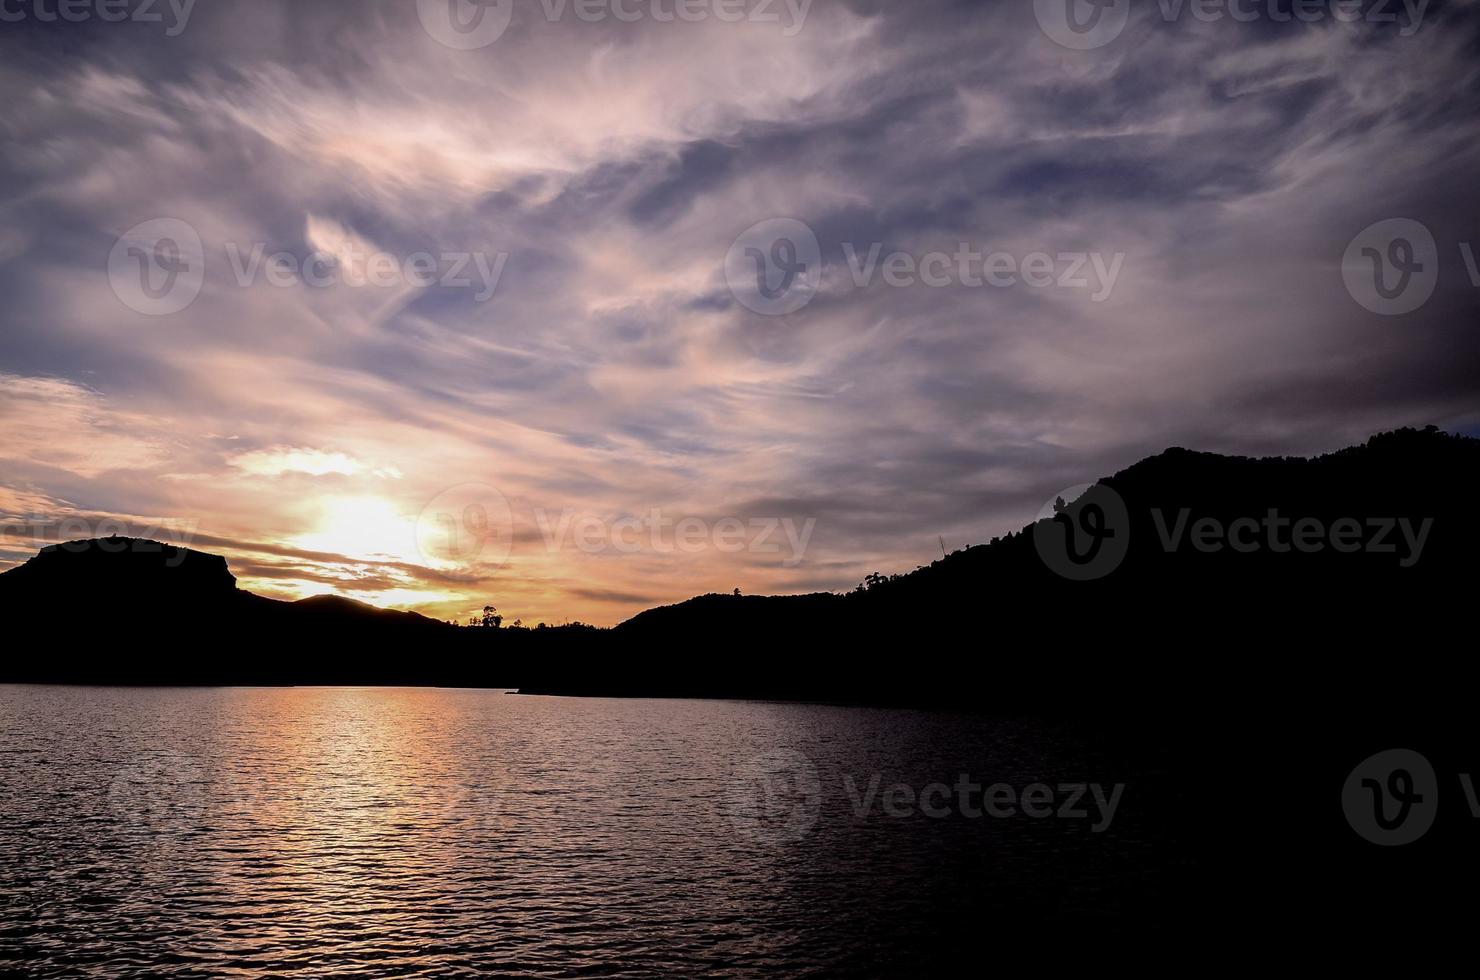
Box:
1 686 1175 976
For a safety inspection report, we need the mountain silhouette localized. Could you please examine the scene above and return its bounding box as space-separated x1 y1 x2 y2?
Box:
3 426 1475 697
0 537 470 685
0 537 444 629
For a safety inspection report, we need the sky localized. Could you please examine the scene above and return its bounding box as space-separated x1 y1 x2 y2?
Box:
1 0 1477 626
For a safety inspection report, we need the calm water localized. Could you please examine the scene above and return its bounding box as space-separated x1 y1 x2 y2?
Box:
0 686 1192 977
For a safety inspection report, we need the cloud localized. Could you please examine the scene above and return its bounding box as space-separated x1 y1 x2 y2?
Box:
2 0 1478 623
229 447 400 479
0 375 174 480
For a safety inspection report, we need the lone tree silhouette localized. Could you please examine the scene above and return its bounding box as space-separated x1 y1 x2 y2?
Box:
467 604 503 628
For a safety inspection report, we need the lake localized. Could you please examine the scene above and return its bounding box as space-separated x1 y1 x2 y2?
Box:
0 685 1196 976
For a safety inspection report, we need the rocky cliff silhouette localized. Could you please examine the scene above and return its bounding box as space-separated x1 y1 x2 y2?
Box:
3 426 1475 697
0 536 464 685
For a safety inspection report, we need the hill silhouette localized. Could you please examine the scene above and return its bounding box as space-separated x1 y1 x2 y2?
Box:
0 538 482 685
3 426 1476 698
519 425 1478 700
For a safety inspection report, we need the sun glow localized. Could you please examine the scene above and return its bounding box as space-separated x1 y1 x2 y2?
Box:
293 495 421 564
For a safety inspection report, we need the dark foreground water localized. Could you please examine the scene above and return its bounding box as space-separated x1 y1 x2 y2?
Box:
0 685 1200 977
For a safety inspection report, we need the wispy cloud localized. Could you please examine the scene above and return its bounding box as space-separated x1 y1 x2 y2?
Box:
2 0 1477 623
